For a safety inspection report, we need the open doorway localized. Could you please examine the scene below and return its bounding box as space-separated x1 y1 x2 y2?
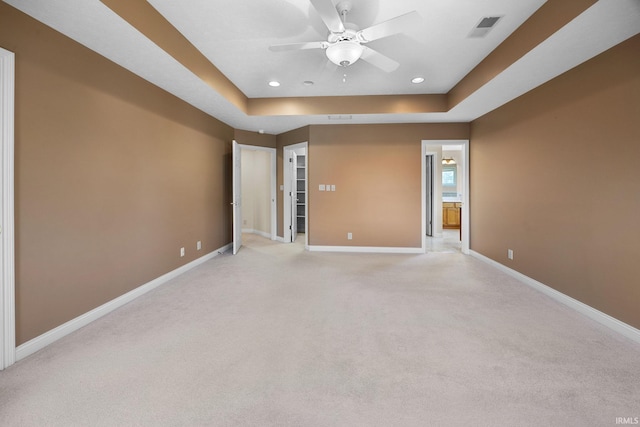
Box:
239 145 277 241
283 142 308 246
231 142 277 255
422 140 469 254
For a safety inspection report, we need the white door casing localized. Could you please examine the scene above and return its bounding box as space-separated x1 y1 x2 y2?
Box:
0 47 16 370
291 152 298 242
231 140 242 255
283 148 294 243
422 140 470 254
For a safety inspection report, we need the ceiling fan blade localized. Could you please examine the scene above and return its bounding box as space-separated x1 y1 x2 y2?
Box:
269 41 327 52
310 0 345 34
359 11 421 42
360 46 399 72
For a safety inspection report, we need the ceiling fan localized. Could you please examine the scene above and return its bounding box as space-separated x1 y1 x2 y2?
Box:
269 0 421 72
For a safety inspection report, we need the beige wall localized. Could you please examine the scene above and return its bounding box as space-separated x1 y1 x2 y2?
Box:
308 124 469 247
233 129 276 149
470 35 640 329
1 3 234 344
274 124 469 245
241 149 271 235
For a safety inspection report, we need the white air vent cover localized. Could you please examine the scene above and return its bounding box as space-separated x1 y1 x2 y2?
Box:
469 16 502 38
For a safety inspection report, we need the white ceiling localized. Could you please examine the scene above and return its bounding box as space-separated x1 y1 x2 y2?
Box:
5 0 640 134
147 0 545 97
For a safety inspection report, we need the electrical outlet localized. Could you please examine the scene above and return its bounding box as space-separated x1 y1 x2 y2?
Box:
508 249 514 260
347 232 353 240
180 247 185 257
197 241 202 250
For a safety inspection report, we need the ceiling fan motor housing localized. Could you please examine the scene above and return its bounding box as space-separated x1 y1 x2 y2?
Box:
326 40 364 66
326 26 363 67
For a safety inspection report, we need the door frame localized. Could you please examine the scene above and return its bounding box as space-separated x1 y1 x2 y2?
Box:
283 142 308 246
0 48 16 370
231 141 242 254
422 140 470 254
238 144 277 241
425 153 435 237
290 152 298 243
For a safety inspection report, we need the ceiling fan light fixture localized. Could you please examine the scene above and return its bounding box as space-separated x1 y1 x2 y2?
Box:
326 41 364 67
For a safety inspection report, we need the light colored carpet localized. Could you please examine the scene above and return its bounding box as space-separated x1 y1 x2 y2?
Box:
1 234 639 426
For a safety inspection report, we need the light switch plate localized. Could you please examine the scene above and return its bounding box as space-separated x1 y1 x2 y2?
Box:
331 185 336 192
319 184 325 191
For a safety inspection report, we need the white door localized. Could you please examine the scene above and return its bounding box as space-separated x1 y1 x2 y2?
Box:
291 152 298 242
232 141 242 254
426 155 434 236
283 142 308 245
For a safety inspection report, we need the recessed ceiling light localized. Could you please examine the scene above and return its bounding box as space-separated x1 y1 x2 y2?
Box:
411 77 425 84
268 81 280 87
303 80 314 86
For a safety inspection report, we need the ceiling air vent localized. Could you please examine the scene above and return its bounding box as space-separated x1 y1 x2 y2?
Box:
468 16 502 38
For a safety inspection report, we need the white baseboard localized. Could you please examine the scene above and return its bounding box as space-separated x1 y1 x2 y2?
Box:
16 243 232 362
308 245 423 254
469 250 640 345
276 236 285 243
